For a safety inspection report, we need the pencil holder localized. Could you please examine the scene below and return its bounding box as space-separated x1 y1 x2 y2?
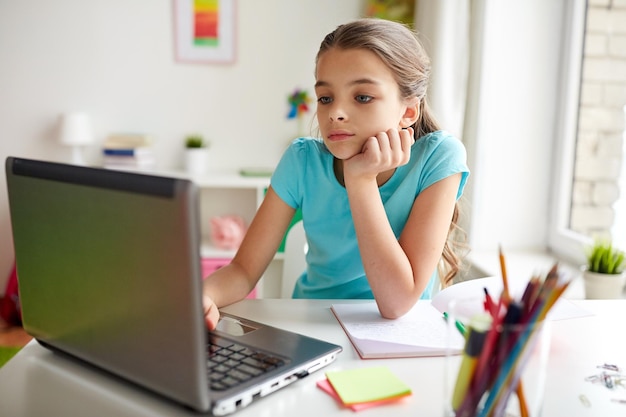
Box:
444 297 551 417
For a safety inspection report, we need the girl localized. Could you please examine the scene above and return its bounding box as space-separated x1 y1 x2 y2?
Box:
203 18 469 329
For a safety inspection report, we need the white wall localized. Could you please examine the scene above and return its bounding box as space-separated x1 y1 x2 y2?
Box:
0 0 362 288
0 0 572 293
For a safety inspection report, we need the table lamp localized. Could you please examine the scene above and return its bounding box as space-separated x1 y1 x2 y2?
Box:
58 112 94 165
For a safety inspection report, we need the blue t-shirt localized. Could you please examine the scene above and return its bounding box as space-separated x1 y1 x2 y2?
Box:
270 131 470 300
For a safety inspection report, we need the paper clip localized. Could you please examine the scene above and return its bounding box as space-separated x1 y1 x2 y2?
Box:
597 363 621 372
579 394 591 408
602 372 615 389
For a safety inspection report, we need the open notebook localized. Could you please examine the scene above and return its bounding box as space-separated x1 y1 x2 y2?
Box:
332 276 592 359
5 157 342 415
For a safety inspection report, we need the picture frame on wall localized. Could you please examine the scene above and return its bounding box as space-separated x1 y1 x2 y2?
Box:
173 0 237 64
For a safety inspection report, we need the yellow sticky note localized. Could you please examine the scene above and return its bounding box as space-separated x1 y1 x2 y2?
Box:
325 366 412 405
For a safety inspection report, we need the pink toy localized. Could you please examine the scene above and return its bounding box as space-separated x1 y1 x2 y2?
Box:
210 215 246 250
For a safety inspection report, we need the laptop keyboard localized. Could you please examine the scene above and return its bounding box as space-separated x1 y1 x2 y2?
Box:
207 336 286 391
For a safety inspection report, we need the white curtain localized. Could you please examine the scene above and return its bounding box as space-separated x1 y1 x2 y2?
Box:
414 0 471 140
414 0 487 246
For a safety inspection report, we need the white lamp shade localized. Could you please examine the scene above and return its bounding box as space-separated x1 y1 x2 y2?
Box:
59 112 94 146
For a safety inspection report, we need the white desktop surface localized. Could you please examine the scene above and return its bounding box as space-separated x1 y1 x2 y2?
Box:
1 299 625 416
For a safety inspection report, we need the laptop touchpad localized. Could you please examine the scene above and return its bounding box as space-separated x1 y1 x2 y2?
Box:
216 316 258 336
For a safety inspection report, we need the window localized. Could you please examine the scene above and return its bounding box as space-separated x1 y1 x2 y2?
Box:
549 0 626 262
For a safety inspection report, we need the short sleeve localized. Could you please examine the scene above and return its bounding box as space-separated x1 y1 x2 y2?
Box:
270 139 306 209
418 133 469 200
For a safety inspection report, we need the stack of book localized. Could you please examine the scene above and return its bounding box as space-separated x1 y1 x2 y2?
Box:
102 134 155 171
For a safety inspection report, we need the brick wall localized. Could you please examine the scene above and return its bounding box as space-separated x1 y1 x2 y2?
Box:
571 0 626 237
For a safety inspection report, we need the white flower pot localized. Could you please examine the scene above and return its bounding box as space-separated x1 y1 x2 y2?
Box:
185 148 209 175
582 268 626 299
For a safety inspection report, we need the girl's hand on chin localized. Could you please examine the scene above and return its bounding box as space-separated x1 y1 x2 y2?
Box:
344 127 415 181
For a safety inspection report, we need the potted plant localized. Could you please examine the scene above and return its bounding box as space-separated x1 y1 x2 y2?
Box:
184 134 210 174
582 238 625 299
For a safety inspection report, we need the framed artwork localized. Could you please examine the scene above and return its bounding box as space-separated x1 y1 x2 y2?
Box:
173 0 237 64
364 0 414 27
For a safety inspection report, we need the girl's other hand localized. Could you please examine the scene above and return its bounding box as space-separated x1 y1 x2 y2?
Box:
203 294 220 330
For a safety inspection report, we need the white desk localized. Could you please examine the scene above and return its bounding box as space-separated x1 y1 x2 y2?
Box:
1 299 625 416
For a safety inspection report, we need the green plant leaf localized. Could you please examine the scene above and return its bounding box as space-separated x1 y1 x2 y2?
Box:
185 135 208 148
586 239 625 274
614 252 624 274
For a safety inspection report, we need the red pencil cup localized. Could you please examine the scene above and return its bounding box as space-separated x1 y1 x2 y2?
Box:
444 297 551 417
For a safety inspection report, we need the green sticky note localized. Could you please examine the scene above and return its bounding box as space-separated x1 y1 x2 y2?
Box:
325 366 411 405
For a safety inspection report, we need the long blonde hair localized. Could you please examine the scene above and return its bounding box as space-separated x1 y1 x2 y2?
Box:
316 18 467 287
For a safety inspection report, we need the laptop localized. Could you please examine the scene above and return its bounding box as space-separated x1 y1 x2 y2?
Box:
5 157 342 415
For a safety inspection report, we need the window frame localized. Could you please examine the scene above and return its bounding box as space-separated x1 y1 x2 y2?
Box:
548 0 589 264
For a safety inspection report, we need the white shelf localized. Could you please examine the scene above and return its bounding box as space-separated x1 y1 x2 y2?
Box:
144 169 271 188
165 169 282 298
191 172 271 188
200 245 237 259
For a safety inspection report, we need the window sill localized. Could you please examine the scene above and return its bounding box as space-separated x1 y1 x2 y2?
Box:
465 248 586 300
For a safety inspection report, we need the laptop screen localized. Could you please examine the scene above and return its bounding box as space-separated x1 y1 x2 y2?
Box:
6 157 211 411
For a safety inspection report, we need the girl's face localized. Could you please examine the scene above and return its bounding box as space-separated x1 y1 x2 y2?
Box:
315 47 415 160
